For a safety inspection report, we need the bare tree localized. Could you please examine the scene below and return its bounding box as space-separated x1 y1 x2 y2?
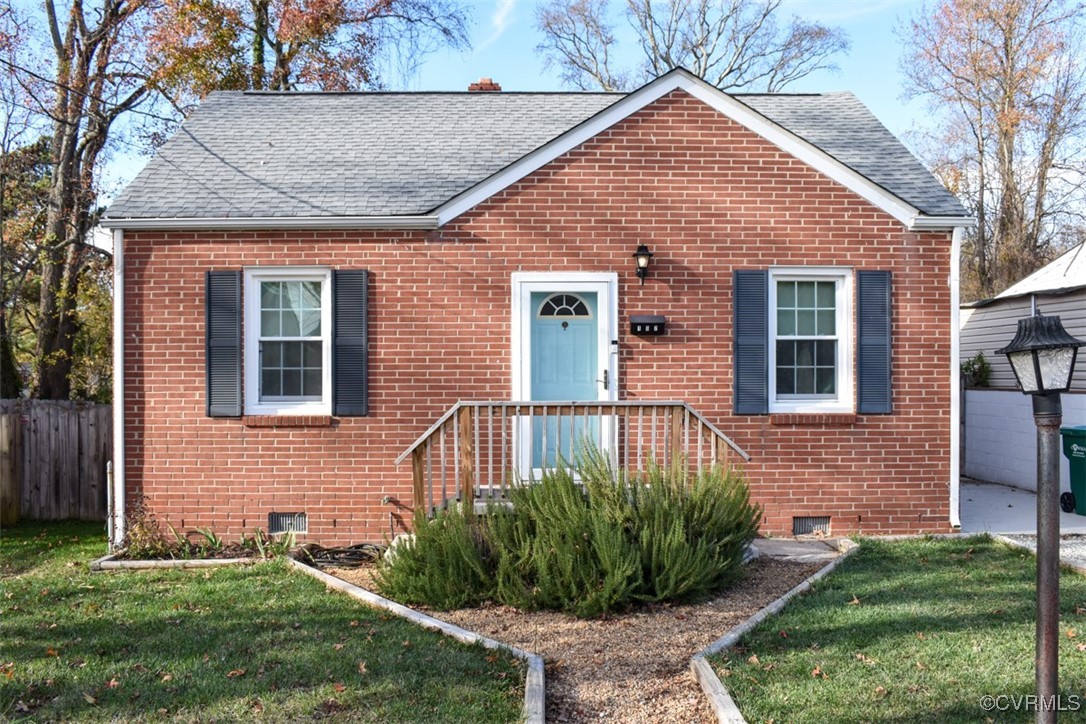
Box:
902 0 1086 301
536 0 849 92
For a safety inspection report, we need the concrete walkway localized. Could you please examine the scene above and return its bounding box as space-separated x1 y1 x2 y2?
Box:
753 538 845 562
960 479 1086 535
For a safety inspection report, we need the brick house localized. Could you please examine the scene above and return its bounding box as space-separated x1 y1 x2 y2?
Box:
101 69 972 547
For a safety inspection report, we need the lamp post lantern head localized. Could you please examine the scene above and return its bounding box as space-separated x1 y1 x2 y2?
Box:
996 311 1084 394
632 244 653 285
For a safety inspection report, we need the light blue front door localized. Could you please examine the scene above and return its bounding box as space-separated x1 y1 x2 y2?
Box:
530 292 599 469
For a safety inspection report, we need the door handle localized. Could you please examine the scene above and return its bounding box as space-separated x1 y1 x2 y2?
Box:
596 369 609 390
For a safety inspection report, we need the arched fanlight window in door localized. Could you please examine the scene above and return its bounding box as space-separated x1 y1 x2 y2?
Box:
537 293 591 318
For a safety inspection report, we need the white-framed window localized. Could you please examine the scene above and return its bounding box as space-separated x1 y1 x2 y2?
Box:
768 268 853 413
244 267 332 415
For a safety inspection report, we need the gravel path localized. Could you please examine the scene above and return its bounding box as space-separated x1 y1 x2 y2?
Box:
328 558 824 723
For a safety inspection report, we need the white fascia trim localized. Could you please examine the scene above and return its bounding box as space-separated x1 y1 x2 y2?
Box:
100 215 439 231
110 228 125 550
949 227 963 528
436 68 933 229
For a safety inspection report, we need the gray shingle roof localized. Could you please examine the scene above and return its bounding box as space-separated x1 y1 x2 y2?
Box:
106 87 966 221
737 93 966 217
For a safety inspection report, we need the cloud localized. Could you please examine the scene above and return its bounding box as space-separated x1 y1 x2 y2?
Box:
477 0 516 52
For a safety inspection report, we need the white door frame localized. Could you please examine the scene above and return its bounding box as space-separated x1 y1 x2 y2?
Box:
510 272 619 477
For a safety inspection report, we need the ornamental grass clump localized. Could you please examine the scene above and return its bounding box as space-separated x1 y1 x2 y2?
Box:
375 444 761 617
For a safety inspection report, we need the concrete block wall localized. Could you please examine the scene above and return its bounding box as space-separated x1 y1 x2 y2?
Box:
964 389 1086 493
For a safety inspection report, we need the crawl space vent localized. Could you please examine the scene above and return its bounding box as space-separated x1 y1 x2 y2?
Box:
269 512 308 535
792 516 830 536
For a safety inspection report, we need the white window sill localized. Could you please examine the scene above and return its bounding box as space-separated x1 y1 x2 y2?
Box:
245 403 332 417
769 401 855 414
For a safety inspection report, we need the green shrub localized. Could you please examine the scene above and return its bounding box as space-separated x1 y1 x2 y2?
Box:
961 351 992 387
373 505 495 610
375 445 762 617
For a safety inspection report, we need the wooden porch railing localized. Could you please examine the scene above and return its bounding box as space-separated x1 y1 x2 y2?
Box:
394 401 750 515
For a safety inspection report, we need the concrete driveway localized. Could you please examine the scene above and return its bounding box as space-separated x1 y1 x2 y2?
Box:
960 478 1086 535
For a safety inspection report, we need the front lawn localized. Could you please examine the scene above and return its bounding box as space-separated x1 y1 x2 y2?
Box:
711 536 1086 723
0 522 524 722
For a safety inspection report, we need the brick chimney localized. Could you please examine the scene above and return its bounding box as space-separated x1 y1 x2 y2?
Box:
468 77 502 92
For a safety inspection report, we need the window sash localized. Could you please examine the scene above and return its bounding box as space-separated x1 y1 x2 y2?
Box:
767 270 852 413
244 269 332 415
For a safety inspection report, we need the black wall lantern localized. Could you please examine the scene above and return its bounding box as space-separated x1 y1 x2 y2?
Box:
996 311 1083 394
632 244 653 285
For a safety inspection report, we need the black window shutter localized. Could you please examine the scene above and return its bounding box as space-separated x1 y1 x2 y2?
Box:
734 270 769 414
333 269 369 416
857 270 893 414
205 271 242 417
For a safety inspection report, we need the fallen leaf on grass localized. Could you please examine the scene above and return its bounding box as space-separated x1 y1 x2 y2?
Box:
778 630 788 638
855 653 877 665
847 595 861 606
106 678 120 689
333 683 346 693
916 661 927 671
915 632 926 640
83 693 97 705
251 700 264 714
1077 644 1086 652
1067 629 1078 639
357 661 368 675
875 686 888 698
333 643 344 651
349 620 359 627
485 655 498 663
747 654 760 666
811 667 829 679
227 669 246 678
45 647 59 657
160 673 173 682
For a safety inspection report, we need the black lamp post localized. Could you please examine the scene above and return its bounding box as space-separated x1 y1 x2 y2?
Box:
632 244 653 285
996 311 1084 723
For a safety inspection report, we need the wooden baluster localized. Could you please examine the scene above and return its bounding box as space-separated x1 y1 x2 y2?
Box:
670 406 682 472
426 438 434 511
540 404 547 474
459 405 475 505
501 405 508 497
440 425 447 508
412 447 426 514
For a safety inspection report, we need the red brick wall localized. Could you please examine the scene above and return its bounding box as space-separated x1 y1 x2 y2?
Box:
122 90 953 543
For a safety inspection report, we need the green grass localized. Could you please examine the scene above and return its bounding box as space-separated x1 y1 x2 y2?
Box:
710 536 1086 723
0 522 524 722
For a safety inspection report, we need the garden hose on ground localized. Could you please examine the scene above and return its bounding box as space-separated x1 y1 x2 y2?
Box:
294 542 385 569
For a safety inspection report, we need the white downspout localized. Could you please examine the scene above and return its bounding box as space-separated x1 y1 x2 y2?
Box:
110 228 125 549
949 226 963 529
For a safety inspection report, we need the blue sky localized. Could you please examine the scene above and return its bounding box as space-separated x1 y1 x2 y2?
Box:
412 0 928 134
107 0 932 195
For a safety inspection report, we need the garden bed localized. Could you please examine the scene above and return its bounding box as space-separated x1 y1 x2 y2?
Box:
329 556 824 722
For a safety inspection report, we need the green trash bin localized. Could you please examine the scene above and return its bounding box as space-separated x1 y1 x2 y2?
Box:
1061 426 1086 516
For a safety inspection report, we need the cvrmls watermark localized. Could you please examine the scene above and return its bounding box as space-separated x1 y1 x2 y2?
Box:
980 694 1081 712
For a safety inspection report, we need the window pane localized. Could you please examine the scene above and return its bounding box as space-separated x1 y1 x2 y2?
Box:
303 281 322 308
299 310 321 337
302 341 322 368
776 340 796 366
795 340 815 366
816 310 835 335
282 369 302 397
816 281 835 307
261 368 281 397
261 282 280 310
263 341 282 368
261 310 279 337
797 309 816 335
796 367 815 394
777 309 795 336
797 281 816 307
283 342 301 367
816 368 836 394
778 281 796 308
280 309 300 337
776 366 794 395
815 340 836 367
303 369 322 396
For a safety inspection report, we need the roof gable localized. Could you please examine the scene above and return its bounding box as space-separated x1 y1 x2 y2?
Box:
103 68 970 230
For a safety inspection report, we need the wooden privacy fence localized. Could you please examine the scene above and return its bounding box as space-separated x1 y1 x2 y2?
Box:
0 400 112 524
